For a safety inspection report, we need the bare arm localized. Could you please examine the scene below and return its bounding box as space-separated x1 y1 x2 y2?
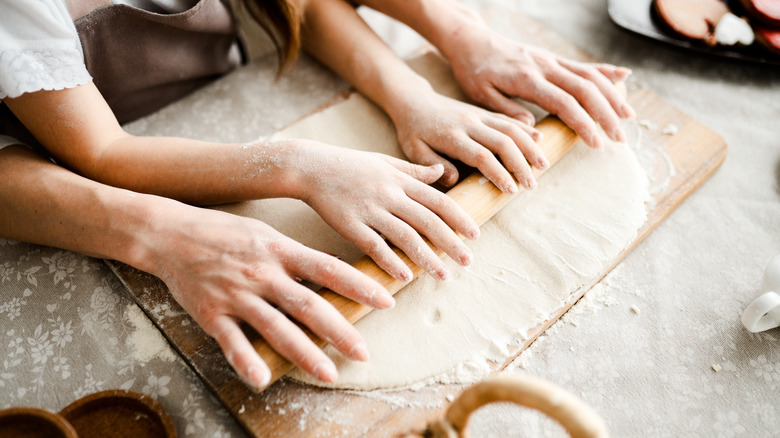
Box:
3 84 299 205
0 144 158 263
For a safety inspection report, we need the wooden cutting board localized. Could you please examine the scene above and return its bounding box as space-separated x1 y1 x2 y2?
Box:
107 8 727 437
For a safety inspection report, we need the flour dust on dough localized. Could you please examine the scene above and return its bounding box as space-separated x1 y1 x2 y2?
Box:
219 52 650 390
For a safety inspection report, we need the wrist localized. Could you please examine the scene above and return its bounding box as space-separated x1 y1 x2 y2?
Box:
406 0 488 62
115 192 183 274
250 138 313 201
438 20 494 71
378 72 435 125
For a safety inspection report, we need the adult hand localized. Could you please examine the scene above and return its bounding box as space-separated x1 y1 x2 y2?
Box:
145 203 394 390
289 140 480 282
445 28 635 150
389 88 548 192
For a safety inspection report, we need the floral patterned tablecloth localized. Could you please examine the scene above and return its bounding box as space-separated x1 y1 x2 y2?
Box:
2 1 779 436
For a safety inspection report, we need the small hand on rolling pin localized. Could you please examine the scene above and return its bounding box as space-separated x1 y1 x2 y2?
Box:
440 24 635 150
389 88 548 192
294 140 480 282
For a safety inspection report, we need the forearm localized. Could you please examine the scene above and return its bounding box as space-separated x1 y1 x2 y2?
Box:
86 135 307 205
352 0 486 61
300 0 434 120
4 84 306 206
0 145 163 271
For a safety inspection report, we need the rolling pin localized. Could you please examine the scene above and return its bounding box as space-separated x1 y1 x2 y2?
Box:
248 112 581 390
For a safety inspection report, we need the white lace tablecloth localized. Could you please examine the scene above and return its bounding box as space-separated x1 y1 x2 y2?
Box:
2 1 778 436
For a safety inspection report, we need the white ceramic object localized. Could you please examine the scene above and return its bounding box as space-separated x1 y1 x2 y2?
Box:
742 255 780 333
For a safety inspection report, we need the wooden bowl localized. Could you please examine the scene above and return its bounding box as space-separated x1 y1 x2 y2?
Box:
59 389 176 438
0 406 78 438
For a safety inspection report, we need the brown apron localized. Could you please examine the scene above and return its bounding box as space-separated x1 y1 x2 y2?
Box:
1 0 245 151
72 0 244 124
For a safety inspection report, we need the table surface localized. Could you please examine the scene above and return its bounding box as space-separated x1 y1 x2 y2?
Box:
1 1 778 436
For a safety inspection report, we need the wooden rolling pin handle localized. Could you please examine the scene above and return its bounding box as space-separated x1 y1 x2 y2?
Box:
249 114 580 390
426 375 609 438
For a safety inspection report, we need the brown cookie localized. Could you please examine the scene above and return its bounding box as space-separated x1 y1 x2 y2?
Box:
654 0 730 45
740 0 780 28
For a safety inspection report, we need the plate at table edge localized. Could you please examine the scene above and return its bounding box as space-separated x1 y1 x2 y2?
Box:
607 0 780 66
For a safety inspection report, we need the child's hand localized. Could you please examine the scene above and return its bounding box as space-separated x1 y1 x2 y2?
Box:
146 204 395 390
444 29 634 150
390 90 547 192
288 140 480 282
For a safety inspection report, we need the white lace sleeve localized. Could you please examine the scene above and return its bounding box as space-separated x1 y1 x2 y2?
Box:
0 0 92 99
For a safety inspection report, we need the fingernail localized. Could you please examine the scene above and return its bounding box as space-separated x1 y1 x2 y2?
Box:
246 363 271 391
371 289 395 309
619 67 633 78
349 342 370 361
398 268 412 282
470 226 480 239
313 361 338 383
444 173 458 187
621 103 636 119
459 248 473 266
536 157 549 170
526 177 538 190
505 182 518 193
436 265 450 280
589 133 603 150
519 115 535 126
612 126 626 143
225 351 236 368
532 130 543 141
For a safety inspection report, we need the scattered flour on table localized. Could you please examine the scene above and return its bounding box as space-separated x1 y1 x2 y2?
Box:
662 123 678 135
125 304 176 364
639 119 656 130
557 280 618 329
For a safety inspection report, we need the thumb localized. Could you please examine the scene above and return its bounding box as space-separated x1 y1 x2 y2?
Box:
382 155 446 185
595 63 632 82
482 86 536 126
396 139 460 186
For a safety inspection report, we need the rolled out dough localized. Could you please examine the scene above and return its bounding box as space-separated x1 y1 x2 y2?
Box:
220 53 649 390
